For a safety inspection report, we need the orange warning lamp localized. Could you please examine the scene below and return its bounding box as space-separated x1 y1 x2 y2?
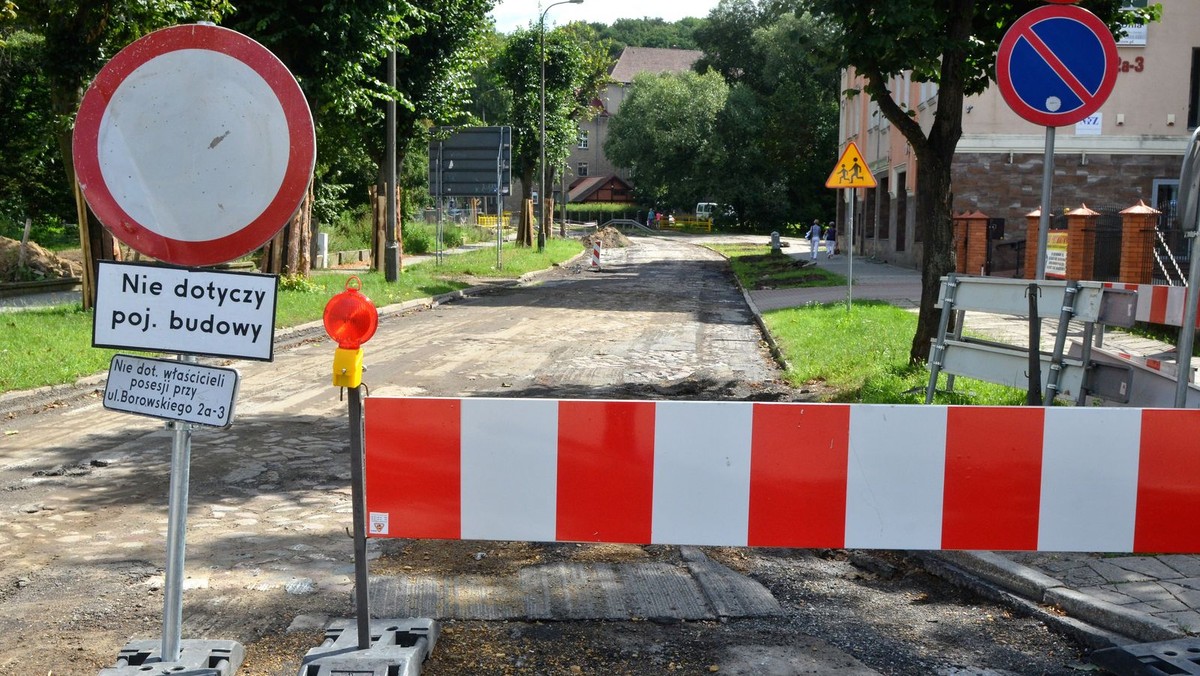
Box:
323 276 378 388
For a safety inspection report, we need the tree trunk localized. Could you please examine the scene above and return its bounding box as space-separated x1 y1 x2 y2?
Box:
908 151 956 365
260 180 314 276
54 84 117 309
517 169 534 247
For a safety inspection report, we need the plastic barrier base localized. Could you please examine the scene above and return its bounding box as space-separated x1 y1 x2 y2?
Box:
1091 637 1200 675
297 618 439 676
98 639 243 676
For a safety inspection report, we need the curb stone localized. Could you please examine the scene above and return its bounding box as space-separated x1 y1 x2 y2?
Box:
939 550 1185 643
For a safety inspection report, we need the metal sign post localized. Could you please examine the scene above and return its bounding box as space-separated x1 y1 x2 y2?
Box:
848 188 855 310
161 354 196 662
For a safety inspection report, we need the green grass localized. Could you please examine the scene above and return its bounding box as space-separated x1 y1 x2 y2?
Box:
0 305 124 392
765 300 1026 405
707 243 844 289
0 240 582 393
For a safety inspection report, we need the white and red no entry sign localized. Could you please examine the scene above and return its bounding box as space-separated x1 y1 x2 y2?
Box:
73 24 315 267
996 5 1118 127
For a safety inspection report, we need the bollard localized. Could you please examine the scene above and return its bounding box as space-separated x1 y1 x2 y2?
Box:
591 240 602 270
771 231 781 254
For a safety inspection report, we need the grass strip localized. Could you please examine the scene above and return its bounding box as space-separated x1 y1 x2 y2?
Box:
0 240 581 393
765 301 1024 405
706 243 844 290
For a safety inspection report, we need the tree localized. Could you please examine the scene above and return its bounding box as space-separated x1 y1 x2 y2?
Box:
1 0 231 305
605 70 729 212
371 0 493 273
808 0 1159 364
0 30 71 229
224 0 424 275
697 3 838 229
496 24 611 247
590 17 704 57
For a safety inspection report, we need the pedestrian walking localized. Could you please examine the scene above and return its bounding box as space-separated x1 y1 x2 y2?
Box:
807 220 823 260
824 222 837 258
648 208 656 227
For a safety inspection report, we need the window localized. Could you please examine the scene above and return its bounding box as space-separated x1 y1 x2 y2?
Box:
1190 48 1200 129
578 130 589 149
577 162 589 177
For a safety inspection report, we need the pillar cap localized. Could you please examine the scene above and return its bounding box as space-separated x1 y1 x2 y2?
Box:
1120 199 1161 215
1066 204 1100 217
1026 207 1042 218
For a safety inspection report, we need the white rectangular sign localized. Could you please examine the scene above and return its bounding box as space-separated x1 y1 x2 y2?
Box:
94 261 277 361
104 354 239 427
1075 113 1102 136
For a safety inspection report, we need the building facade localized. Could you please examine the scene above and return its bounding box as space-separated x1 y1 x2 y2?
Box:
836 0 1198 275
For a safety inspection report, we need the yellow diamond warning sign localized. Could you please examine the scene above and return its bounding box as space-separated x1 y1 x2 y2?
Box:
825 142 876 189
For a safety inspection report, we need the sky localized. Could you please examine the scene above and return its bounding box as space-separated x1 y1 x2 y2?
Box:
489 0 720 33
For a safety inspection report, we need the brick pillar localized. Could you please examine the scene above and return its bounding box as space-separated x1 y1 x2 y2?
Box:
1119 200 1160 285
963 210 989 276
953 212 968 273
1024 208 1040 279
1066 204 1099 281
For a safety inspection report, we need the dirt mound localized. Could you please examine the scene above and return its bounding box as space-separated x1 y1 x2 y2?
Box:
0 236 83 283
579 225 631 250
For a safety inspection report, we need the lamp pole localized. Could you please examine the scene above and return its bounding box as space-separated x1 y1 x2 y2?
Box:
384 48 399 281
539 0 583 252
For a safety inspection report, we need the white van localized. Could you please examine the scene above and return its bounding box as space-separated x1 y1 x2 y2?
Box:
696 202 717 220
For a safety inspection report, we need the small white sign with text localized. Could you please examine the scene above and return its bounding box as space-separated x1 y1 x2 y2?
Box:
104 354 239 427
1075 113 1102 136
94 261 277 361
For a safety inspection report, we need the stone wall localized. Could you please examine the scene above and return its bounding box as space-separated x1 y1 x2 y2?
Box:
950 152 1180 236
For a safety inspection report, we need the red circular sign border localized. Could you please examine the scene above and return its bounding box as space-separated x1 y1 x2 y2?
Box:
73 24 315 267
996 5 1119 128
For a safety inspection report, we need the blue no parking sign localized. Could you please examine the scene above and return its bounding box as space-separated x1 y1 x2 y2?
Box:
996 4 1118 127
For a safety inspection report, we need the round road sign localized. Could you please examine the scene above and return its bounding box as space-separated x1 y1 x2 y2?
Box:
73 24 315 267
996 5 1118 127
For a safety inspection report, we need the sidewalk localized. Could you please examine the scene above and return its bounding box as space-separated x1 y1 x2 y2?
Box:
737 236 1199 650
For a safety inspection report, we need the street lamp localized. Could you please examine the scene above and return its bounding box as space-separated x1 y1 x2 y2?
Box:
539 0 584 252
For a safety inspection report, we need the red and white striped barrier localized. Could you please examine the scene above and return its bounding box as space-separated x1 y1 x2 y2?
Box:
1105 282 1195 328
364 398 1200 554
591 241 602 270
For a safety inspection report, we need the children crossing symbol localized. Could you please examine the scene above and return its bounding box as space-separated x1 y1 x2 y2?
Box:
825 142 876 189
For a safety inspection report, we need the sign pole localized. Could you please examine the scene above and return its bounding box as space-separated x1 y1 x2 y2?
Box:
847 188 855 311
385 48 399 282
496 142 504 270
1036 126 1055 280
161 353 198 662
348 384 372 649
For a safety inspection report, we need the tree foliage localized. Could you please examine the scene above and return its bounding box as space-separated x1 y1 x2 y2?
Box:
603 1 837 229
605 70 730 211
808 0 1160 364
496 23 612 246
588 17 704 57
701 3 839 228
1 0 232 302
0 30 70 227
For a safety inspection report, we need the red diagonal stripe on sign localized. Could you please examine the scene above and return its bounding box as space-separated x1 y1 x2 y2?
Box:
1020 24 1096 106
